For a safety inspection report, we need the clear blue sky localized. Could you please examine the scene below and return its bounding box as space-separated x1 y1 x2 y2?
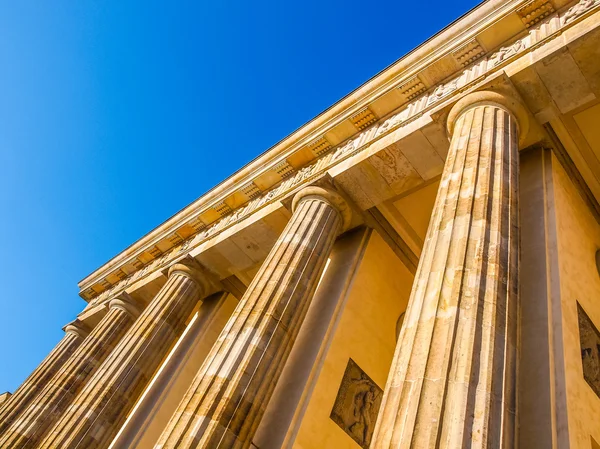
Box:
0 0 480 393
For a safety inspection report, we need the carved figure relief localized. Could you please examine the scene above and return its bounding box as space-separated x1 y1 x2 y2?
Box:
85 0 599 305
563 0 600 25
578 303 600 398
490 38 526 67
427 78 460 105
330 359 383 448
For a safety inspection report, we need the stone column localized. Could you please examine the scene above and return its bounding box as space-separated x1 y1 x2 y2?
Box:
371 91 527 449
38 259 216 449
0 320 88 434
155 186 351 449
0 295 141 448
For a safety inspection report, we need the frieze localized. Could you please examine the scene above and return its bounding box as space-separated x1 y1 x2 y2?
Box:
82 0 600 304
563 0 600 24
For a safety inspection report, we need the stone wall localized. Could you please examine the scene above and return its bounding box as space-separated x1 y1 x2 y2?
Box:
553 154 600 448
289 231 414 449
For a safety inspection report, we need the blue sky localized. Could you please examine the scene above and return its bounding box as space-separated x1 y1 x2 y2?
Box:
0 0 480 393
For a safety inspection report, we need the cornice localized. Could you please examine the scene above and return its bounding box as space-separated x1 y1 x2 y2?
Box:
78 0 600 301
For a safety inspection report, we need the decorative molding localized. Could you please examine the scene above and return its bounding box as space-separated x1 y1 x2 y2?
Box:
189 216 207 231
273 160 295 179
213 201 232 217
148 246 162 258
517 0 555 27
451 38 486 67
240 181 262 199
563 0 600 24
167 233 183 246
113 269 128 280
350 107 378 131
79 0 600 303
397 75 426 100
304 136 332 158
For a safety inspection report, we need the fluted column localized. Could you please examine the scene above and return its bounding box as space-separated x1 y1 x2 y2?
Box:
0 295 141 448
371 91 528 449
0 321 88 434
38 259 216 449
155 186 351 449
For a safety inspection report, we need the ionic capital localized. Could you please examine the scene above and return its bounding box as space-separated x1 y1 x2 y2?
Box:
62 319 90 339
447 90 529 145
291 186 352 233
168 258 215 295
109 292 141 319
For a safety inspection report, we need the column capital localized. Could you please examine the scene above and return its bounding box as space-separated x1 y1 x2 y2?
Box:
447 89 529 145
291 186 352 232
62 319 89 339
167 257 215 296
156 176 344 449
109 292 141 318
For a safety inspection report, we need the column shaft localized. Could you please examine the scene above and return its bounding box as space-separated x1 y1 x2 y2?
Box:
0 299 138 448
38 264 211 449
372 98 520 448
155 188 348 449
0 325 86 434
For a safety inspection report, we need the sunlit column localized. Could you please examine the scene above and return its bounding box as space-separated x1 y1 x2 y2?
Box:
372 91 527 449
155 186 351 449
0 294 141 448
0 320 88 435
38 259 217 449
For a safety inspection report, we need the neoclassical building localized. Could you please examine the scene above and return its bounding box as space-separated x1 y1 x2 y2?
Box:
2 0 600 447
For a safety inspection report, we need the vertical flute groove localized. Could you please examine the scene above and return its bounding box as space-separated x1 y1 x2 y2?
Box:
0 304 136 448
371 102 519 449
155 191 345 449
38 266 208 449
0 330 84 436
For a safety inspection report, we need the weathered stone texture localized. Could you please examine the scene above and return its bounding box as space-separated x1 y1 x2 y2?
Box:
154 187 347 449
0 297 138 448
330 358 383 449
371 96 520 448
0 324 86 436
37 262 212 449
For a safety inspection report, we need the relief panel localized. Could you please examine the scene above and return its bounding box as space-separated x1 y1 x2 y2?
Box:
578 302 600 398
330 359 383 448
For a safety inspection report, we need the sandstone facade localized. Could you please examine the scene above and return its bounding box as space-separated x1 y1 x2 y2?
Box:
3 0 600 447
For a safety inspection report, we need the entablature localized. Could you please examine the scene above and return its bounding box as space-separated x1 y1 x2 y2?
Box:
78 0 600 306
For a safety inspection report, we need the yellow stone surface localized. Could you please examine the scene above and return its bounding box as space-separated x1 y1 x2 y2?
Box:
4 1 600 448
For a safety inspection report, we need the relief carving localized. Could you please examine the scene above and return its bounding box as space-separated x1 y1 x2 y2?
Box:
427 78 460 105
330 359 383 449
83 0 594 303
563 0 600 24
578 303 600 398
489 38 526 67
